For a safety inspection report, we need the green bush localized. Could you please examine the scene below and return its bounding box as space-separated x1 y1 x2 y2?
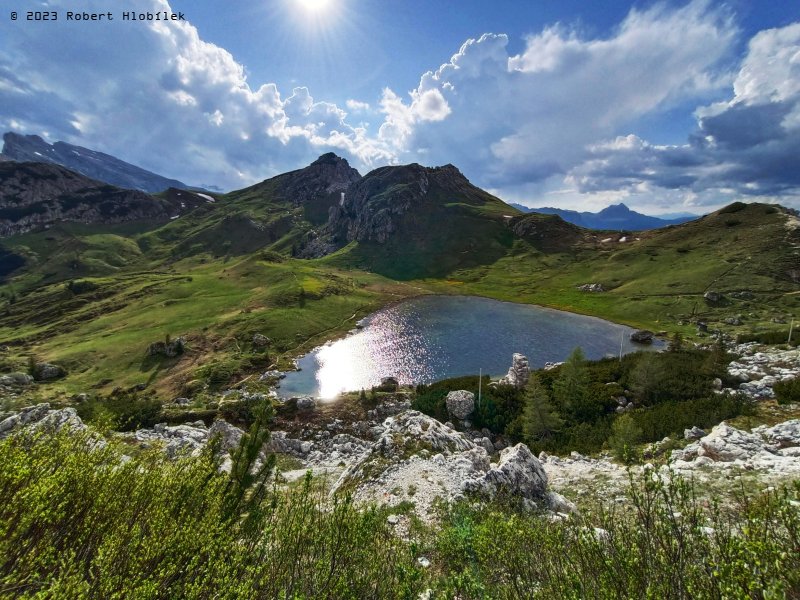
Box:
0 428 423 599
736 329 798 347
434 471 800 598
196 358 241 387
76 389 162 431
775 377 800 405
608 414 643 463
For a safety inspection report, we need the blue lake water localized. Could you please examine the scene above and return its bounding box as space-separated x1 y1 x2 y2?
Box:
279 295 663 399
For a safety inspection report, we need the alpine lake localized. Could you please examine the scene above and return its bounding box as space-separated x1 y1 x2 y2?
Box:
279 295 664 399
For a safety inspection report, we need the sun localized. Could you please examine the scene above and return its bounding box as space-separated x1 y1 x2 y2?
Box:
297 0 331 12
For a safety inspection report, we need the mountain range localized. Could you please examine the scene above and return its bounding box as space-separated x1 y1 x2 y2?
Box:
509 202 697 230
1 132 193 193
0 149 797 396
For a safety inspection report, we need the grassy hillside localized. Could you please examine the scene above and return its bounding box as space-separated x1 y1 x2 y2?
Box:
419 202 800 332
0 152 797 398
0 254 415 398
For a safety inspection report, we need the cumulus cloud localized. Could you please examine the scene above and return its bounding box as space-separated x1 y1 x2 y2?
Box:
0 0 391 188
573 22 800 207
376 1 737 193
3 0 798 212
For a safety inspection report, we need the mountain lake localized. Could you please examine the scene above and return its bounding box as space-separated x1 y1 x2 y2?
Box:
278 295 665 399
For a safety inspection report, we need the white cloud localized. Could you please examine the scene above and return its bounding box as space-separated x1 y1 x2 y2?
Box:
571 22 800 209
374 1 738 206
0 0 392 187
2 0 798 213
345 99 370 112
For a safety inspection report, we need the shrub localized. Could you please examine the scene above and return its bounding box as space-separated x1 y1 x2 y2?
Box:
76 389 162 431
0 427 424 599
608 414 643 463
434 471 800 598
775 377 800 405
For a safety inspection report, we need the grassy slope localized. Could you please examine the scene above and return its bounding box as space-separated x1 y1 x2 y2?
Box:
0 253 413 398
416 203 800 332
0 193 797 399
325 179 520 280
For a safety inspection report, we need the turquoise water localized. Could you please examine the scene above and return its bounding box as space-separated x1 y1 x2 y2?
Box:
279 295 663 398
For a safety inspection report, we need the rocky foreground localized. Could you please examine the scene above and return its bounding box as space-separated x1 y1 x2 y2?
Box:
3 395 800 524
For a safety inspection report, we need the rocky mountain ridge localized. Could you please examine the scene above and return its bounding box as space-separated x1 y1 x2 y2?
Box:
1 132 192 193
0 162 210 237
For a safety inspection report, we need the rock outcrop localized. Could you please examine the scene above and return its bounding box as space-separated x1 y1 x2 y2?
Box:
462 443 548 505
578 283 605 292
147 337 185 358
0 403 87 440
0 162 181 237
630 330 654 344
725 343 799 399
671 420 800 475
445 390 475 420
332 411 556 520
498 353 529 388
32 362 66 381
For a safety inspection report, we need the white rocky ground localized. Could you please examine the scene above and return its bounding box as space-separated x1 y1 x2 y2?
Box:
725 342 799 399
1 342 797 522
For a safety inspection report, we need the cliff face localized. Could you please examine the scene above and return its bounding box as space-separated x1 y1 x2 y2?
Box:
272 153 362 206
0 162 174 236
326 163 481 245
1 132 191 193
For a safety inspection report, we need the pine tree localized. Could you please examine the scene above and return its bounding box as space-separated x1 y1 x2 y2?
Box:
521 374 563 444
552 347 592 420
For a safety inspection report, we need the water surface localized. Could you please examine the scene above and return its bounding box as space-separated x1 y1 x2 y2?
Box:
279 295 662 398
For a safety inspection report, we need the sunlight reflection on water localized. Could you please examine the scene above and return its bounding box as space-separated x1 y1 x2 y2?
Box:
279 295 663 399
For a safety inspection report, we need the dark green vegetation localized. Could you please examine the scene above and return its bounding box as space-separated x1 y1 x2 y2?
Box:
0 425 422 599
414 345 755 457
0 153 797 400
434 474 800 599
2 426 798 598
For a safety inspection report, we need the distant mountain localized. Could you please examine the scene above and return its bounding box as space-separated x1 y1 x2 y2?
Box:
509 202 697 230
0 161 210 236
1 132 192 193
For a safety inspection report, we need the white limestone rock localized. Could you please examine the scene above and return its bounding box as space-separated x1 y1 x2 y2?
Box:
445 390 475 420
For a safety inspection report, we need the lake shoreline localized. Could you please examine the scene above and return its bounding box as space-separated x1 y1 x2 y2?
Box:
277 294 665 398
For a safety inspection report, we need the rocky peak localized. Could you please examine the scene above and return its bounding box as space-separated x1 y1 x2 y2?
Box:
323 162 478 246
270 153 361 206
0 161 173 237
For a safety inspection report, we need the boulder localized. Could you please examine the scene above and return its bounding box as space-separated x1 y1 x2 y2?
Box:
684 426 706 440
295 396 316 410
147 337 185 358
629 330 654 344
758 420 800 448
445 390 475 420
32 363 66 381
208 419 244 453
462 443 549 504
0 372 33 386
498 353 529 389
0 403 87 440
252 333 271 348
578 283 605 292
704 291 723 303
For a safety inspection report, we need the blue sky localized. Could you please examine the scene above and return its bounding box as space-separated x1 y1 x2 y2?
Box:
1 0 799 214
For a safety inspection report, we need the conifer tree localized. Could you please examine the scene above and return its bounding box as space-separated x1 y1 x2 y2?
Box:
522 374 563 444
552 347 592 420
